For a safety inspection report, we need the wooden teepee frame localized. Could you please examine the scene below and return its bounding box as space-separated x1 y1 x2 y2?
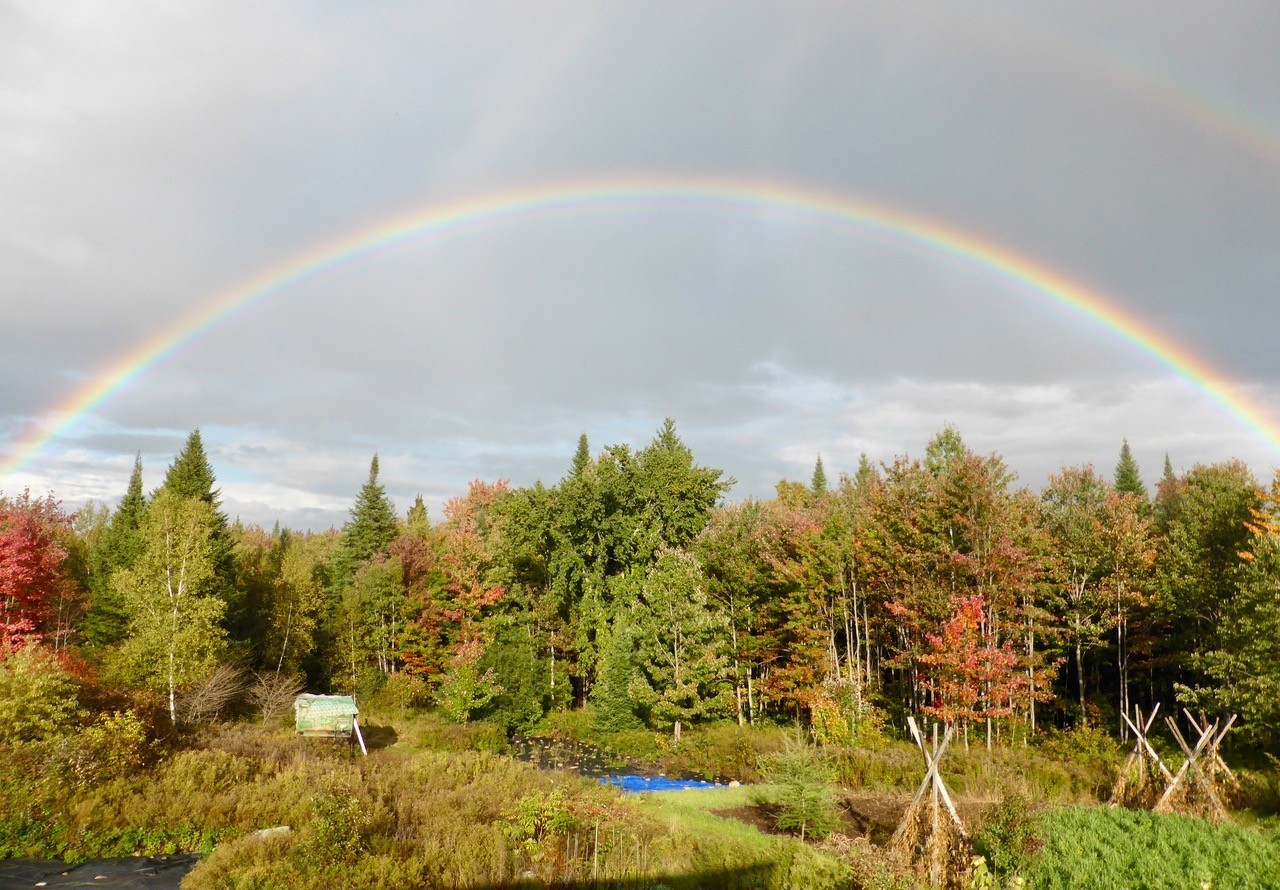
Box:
1113 703 1175 808
891 717 970 888
1154 710 1237 821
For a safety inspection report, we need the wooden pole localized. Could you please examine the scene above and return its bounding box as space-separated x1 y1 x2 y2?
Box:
353 716 368 756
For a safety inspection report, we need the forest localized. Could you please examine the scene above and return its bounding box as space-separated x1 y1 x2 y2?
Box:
2 420 1279 887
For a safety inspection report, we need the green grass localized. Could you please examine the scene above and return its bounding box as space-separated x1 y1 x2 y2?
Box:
1024 806 1280 889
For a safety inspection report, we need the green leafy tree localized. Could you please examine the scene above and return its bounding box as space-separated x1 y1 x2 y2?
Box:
1155 461 1258 700
1041 466 1116 720
114 490 226 725
1186 473 1280 746
158 431 243 646
264 533 328 677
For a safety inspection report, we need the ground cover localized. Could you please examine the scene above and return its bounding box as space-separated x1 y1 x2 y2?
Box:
1021 806 1280 889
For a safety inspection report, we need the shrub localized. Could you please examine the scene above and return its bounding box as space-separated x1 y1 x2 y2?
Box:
1033 723 1121 764
302 782 371 864
972 793 1042 878
0 645 85 747
62 709 150 783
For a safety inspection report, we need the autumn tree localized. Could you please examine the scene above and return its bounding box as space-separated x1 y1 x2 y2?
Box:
0 491 78 650
919 595 1029 741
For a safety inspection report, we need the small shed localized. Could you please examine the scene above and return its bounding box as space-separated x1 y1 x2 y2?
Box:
294 694 366 754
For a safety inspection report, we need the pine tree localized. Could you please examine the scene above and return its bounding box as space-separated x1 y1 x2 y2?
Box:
341 455 399 566
1114 439 1148 501
406 495 430 538
161 430 226 522
811 455 829 495
853 452 877 492
84 454 149 646
570 433 591 479
592 616 641 732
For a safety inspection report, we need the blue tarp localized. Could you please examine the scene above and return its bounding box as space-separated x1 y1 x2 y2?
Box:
599 774 726 793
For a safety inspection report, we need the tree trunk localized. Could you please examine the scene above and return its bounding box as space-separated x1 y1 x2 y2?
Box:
1076 638 1086 723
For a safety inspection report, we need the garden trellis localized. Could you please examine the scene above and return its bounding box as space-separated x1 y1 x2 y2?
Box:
1154 710 1236 821
891 716 970 888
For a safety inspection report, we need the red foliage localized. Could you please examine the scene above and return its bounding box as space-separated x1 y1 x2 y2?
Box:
918 594 1030 723
401 480 509 681
0 491 77 650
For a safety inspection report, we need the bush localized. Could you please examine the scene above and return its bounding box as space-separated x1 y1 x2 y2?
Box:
61 709 150 783
0 645 85 748
972 793 1042 878
302 782 371 863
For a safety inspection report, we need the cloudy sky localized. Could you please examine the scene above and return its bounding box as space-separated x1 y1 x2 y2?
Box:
3 1 1280 529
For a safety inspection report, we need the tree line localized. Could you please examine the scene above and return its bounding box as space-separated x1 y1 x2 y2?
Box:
2 422 1277 748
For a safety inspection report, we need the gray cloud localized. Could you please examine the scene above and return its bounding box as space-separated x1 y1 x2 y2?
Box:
3 1 1278 527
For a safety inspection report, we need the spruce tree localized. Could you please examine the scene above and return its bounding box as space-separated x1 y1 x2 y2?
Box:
84 454 147 647
853 452 876 492
406 495 430 538
1113 439 1148 501
341 455 399 565
161 430 226 523
593 616 641 732
570 432 591 479
811 455 829 495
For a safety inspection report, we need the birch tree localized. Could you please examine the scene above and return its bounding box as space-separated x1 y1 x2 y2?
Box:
114 490 225 725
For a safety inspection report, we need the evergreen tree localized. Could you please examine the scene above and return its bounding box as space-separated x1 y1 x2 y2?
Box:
161 430 226 521
406 495 430 538
341 455 399 567
569 432 591 479
811 455 829 495
1114 439 1148 502
84 454 147 647
853 452 876 491
592 615 641 732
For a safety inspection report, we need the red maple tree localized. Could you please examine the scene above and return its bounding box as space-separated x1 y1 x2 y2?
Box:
0 491 77 650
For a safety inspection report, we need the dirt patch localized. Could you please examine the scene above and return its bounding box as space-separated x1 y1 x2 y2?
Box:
711 803 777 834
713 793 993 845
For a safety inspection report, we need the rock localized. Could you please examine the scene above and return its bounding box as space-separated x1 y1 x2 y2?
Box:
728 780 741 788
250 826 293 840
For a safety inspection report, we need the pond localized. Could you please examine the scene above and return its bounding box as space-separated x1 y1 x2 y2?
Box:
509 735 732 793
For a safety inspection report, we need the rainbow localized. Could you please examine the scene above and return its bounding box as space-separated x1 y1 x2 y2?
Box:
3 174 1279 483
